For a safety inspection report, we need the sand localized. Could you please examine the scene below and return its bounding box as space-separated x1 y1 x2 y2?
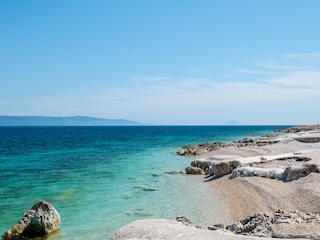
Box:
111 126 320 239
204 131 320 224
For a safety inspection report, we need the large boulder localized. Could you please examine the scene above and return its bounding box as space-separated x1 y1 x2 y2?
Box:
282 163 320 182
230 167 284 180
209 160 241 178
190 159 213 173
2 200 61 239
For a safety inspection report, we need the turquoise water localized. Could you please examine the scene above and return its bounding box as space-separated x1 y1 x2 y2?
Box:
0 126 285 239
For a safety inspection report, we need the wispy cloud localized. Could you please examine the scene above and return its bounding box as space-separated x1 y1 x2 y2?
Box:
8 53 320 124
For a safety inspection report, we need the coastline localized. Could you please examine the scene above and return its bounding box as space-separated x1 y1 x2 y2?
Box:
111 125 320 239
208 137 320 221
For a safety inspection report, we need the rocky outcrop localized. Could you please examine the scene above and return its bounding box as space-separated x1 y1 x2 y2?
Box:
230 162 319 182
185 166 205 175
282 163 319 182
110 218 273 240
190 156 241 177
2 200 60 239
275 125 320 133
177 135 282 156
186 150 320 182
177 142 233 155
209 160 241 178
233 138 280 147
211 209 320 239
294 137 320 143
230 166 284 180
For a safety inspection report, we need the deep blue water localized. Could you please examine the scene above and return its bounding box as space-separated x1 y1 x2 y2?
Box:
0 126 287 239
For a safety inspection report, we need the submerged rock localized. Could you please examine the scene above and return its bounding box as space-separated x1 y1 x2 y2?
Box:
2 200 60 240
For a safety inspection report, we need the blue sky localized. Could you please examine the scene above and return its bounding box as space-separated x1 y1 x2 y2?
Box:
1 1 320 125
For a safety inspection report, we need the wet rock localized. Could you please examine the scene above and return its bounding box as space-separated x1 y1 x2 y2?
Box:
185 166 205 175
2 200 60 240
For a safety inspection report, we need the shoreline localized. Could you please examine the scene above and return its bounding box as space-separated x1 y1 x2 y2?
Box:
206 128 320 219
111 125 320 239
190 125 320 238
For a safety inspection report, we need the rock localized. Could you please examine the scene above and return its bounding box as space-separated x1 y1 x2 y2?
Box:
226 209 320 239
190 159 212 173
230 167 284 180
2 200 61 239
209 160 241 178
208 223 225 230
294 137 320 143
177 142 232 156
110 219 273 240
275 125 320 133
176 216 201 228
282 163 320 182
185 166 205 175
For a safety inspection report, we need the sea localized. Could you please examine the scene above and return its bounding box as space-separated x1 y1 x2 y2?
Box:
0 125 287 239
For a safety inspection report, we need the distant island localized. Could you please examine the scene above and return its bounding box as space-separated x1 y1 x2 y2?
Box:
0 116 142 126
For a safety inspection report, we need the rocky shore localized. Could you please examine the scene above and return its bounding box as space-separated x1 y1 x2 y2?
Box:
111 125 320 239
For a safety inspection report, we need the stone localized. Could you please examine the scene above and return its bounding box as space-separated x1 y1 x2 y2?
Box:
177 142 232 156
282 163 319 182
294 137 320 143
209 160 241 178
110 219 274 240
190 159 213 173
2 200 60 239
225 209 320 239
185 166 205 175
230 167 284 180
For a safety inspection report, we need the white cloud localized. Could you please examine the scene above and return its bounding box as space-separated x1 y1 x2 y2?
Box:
6 53 319 125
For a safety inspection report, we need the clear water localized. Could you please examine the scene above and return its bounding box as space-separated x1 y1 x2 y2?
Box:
0 126 285 239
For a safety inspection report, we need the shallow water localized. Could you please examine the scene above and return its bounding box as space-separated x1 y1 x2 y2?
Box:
0 126 284 239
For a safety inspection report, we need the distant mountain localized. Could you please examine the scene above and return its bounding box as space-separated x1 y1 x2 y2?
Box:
0 116 142 126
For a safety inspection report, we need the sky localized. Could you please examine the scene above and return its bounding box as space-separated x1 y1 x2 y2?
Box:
1 0 320 125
